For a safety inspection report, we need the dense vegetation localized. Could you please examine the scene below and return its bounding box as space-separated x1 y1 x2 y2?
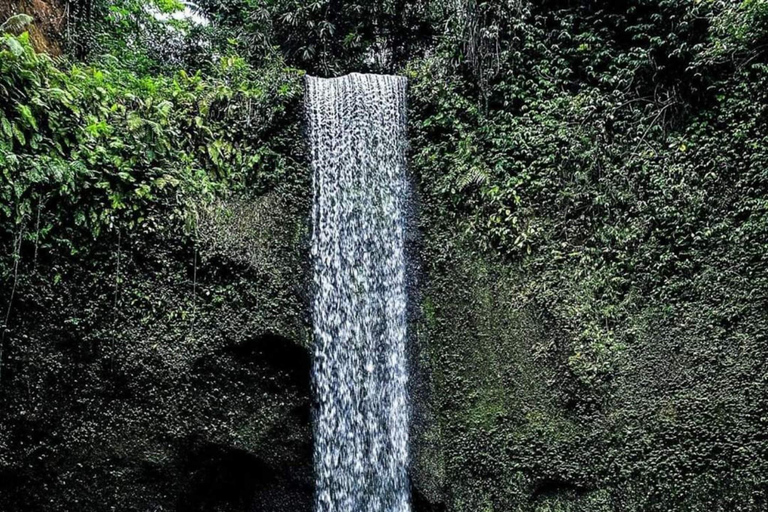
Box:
2 0 768 510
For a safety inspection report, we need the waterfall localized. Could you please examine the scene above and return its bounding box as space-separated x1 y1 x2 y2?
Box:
306 73 410 512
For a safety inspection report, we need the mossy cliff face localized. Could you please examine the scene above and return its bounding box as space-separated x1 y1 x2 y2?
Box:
0 188 314 511
410 225 768 512
0 33 315 511
406 37 768 512
403 3 768 510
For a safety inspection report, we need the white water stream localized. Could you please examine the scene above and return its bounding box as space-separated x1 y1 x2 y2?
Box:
307 73 411 512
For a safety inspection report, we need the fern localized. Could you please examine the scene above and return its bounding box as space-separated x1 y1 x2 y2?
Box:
456 165 490 190
1 14 33 34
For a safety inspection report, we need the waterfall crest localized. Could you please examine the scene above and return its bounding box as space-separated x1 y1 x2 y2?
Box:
307 73 410 512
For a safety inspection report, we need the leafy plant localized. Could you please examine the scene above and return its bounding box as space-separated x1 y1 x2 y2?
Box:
0 30 303 261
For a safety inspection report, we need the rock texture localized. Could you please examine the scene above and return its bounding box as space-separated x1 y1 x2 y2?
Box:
0 191 314 511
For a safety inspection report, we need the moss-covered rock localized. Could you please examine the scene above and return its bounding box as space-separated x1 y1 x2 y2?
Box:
0 188 313 511
411 219 768 511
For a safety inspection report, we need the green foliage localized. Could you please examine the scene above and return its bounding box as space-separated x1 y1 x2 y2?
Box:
64 0 201 72
195 0 447 75
411 0 768 387
1 14 33 33
0 31 303 259
410 1 768 510
702 0 768 65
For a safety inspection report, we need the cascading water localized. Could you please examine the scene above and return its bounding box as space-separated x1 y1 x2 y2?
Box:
306 73 410 512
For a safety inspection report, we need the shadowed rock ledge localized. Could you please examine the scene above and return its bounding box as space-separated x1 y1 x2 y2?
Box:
0 192 315 511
